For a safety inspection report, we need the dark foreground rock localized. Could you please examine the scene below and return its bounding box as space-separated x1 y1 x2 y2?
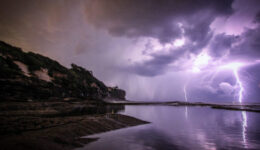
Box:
0 102 148 150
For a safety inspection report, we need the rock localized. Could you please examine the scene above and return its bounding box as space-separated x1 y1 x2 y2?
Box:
108 87 126 100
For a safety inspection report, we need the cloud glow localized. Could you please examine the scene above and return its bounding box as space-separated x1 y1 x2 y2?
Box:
173 38 185 47
219 62 245 71
192 52 211 73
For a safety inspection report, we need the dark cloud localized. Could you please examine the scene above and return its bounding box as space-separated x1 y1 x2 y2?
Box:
1 0 259 101
127 48 185 76
209 34 238 58
254 11 260 23
230 24 260 60
243 63 260 102
87 0 234 77
86 0 233 43
127 6 260 77
0 0 235 78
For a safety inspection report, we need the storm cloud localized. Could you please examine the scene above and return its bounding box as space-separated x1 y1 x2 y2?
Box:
229 21 260 60
85 0 236 76
86 0 233 43
0 0 260 102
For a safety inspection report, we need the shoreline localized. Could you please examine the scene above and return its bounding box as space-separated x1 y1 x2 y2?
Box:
104 100 260 112
0 101 149 150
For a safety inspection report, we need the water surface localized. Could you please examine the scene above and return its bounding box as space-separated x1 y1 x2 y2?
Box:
77 106 260 150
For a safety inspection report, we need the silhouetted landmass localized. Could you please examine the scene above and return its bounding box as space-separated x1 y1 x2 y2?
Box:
0 41 125 101
0 41 147 150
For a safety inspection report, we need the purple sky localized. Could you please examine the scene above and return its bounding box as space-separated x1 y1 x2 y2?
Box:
0 0 260 102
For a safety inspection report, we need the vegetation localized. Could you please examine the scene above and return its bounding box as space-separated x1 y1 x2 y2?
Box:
0 41 125 101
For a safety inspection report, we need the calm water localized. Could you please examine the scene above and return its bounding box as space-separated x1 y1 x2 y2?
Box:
77 106 260 150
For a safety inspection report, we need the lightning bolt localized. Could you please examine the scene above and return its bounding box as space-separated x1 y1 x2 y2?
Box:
216 62 248 148
233 68 244 103
191 56 260 148
218 62 244 103
229 65 248 148
184 85 188 102
216 60 260 103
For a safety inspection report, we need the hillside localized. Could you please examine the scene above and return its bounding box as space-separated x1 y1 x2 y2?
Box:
0 41 125 101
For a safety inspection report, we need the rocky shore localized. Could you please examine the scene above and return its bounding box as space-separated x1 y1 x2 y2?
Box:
0 101 148 150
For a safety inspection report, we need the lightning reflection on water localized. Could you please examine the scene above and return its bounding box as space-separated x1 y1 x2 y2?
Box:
184 84 188 119
229 65 248 148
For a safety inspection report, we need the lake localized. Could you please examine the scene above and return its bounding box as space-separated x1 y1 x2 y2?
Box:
76 106 260 150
